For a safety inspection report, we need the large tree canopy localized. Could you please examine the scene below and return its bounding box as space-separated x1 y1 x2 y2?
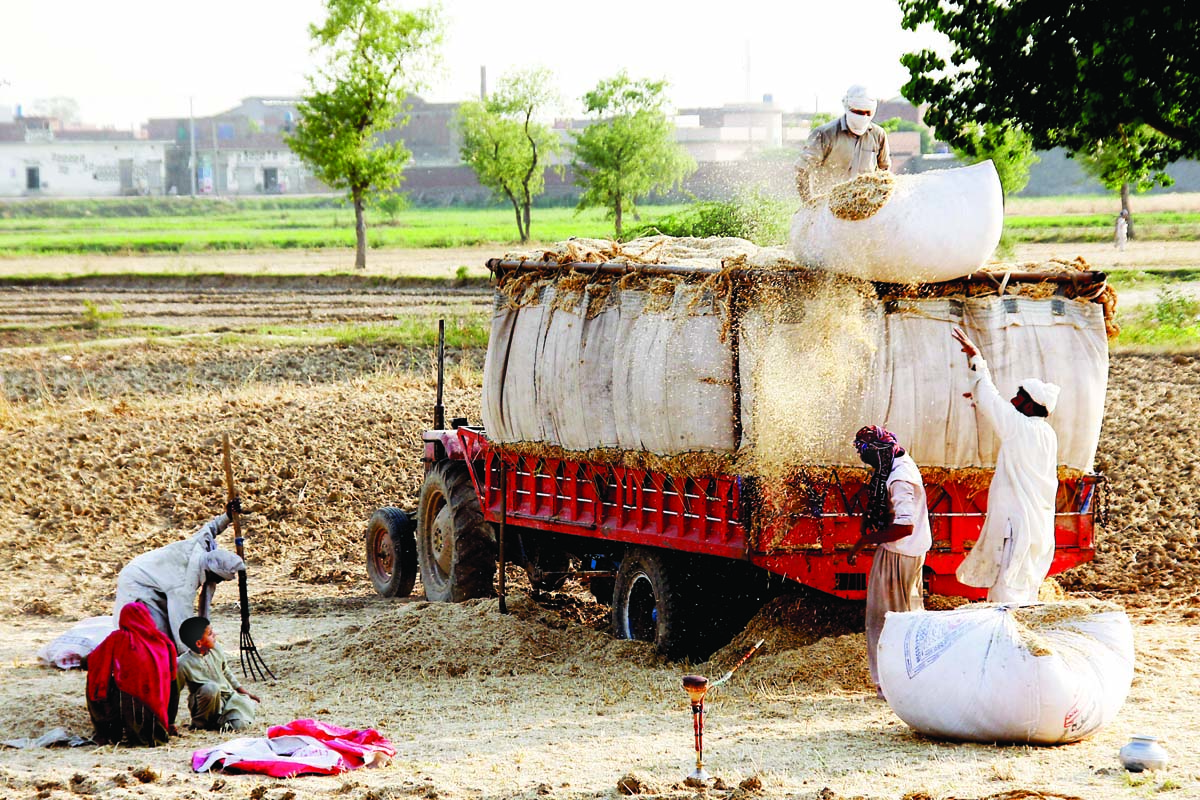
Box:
287 0 441 268
572 72 695 238
899 1 1200 171
456 68 562 243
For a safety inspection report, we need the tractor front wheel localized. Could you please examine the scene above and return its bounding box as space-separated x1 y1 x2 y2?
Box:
364 507 417 598
416 461 496 602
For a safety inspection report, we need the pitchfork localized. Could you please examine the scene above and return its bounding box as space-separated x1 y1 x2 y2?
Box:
222 433 277 681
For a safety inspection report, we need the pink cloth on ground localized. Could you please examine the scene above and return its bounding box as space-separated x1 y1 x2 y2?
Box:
267 719 396 768
191 719 395 777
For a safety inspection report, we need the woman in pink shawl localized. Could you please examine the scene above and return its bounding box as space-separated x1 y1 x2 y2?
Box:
86 602 179 746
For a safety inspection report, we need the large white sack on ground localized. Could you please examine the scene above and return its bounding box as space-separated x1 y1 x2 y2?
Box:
878 604 1134 744
37 616 114 669
789 161 1003 283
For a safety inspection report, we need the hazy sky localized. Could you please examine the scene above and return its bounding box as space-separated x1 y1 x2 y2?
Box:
1 0 946 129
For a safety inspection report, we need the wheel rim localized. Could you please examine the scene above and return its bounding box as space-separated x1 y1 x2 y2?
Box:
625 571 658 642
370 526 395 581
432 506 454 576
420 485 451 587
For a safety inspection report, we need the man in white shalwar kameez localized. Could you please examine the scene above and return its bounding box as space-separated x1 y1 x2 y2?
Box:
114 504 245 653
952 329 1060 603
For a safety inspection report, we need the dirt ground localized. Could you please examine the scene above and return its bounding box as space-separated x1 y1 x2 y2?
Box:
1 274 1198 800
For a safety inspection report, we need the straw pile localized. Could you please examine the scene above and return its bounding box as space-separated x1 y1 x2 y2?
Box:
825 171 896 221
331 595 662 679
705 589 870 693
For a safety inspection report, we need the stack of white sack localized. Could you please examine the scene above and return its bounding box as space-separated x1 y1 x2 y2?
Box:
37 616 114 669
789 160 1004 283
877 602 1134 744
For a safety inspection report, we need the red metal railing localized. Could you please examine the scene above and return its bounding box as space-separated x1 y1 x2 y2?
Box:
455 427 1099 600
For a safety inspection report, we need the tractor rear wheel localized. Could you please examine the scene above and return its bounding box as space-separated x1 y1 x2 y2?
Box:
416 461 496 602
364 507 417 598
611 547 697 659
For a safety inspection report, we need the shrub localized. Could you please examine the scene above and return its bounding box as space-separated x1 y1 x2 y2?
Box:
1152 286 1200 327
625 192 791 246
80 300 123 329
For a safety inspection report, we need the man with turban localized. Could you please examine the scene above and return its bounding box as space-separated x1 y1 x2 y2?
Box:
86 601 179 746
114 502 246 654
794 84 892 203
952 328 1061 603
847 426 931 699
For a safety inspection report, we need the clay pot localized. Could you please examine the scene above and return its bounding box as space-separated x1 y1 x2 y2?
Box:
1119 735 1170 772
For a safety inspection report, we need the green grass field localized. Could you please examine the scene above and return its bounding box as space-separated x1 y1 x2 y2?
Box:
6 194 1200 255
0 203 688 255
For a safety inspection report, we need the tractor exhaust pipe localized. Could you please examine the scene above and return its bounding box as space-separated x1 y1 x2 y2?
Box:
434 318 445 430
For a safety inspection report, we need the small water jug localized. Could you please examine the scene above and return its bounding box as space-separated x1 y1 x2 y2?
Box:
1119 735 1170 772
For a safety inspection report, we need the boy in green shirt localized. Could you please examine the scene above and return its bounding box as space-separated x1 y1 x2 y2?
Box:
177 617 260 731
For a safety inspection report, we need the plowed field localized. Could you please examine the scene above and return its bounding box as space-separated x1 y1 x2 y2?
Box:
1 277 1197 800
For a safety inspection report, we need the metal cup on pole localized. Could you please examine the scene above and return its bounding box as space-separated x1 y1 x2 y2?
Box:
679 639 764 784
681 675 710 783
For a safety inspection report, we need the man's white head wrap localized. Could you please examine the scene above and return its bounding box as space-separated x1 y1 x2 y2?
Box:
203 548 245 581
1020 378 1061 414
842 85 878 115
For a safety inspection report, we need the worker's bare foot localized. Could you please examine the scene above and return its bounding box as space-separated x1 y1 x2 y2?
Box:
874 686 886 701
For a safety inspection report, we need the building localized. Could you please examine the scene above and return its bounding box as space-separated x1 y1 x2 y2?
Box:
146 98 314 196
0 114 169 197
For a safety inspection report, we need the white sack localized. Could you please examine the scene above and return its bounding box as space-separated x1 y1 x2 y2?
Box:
861 298 979 466
965 296 1109 471
613 285 733 453
37 616 114 669
789 161 1003 283
481 296 519 443
878 604 1134 744
484 288 555 444
575 289 621 449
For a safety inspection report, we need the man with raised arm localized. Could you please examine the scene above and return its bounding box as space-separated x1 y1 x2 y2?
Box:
952 328 1060 603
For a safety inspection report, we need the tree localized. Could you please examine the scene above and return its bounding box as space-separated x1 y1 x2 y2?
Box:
287 0 441 268
952 123 1040 197
1077 125 1175 238
898 1 1199 208
572 72 696 238
455 68 562 243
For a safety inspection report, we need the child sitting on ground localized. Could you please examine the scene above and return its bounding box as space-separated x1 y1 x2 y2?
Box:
177 616 260 731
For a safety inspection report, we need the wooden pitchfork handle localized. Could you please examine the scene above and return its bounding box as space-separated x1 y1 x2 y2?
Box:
221 433 276 681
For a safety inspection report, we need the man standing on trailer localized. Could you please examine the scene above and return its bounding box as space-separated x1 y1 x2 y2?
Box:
794 84 891 203
846 426 931 699
952 328 1060 603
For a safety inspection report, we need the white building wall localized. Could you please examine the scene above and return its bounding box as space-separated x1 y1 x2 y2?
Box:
0 139 169 197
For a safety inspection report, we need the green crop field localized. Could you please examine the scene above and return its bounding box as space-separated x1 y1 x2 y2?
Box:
0 202 689 255
5 194 1200 255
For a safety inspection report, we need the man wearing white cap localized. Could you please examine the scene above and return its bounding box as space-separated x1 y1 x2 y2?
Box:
951 328 1061 603
794 84 891 202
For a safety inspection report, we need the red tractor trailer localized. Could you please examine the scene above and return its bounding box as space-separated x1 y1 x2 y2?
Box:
364 259 1108 659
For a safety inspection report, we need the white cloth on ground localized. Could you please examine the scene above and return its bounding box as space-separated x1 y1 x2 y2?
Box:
114 514 243 652
956 355 1058 600
880 454 932 558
